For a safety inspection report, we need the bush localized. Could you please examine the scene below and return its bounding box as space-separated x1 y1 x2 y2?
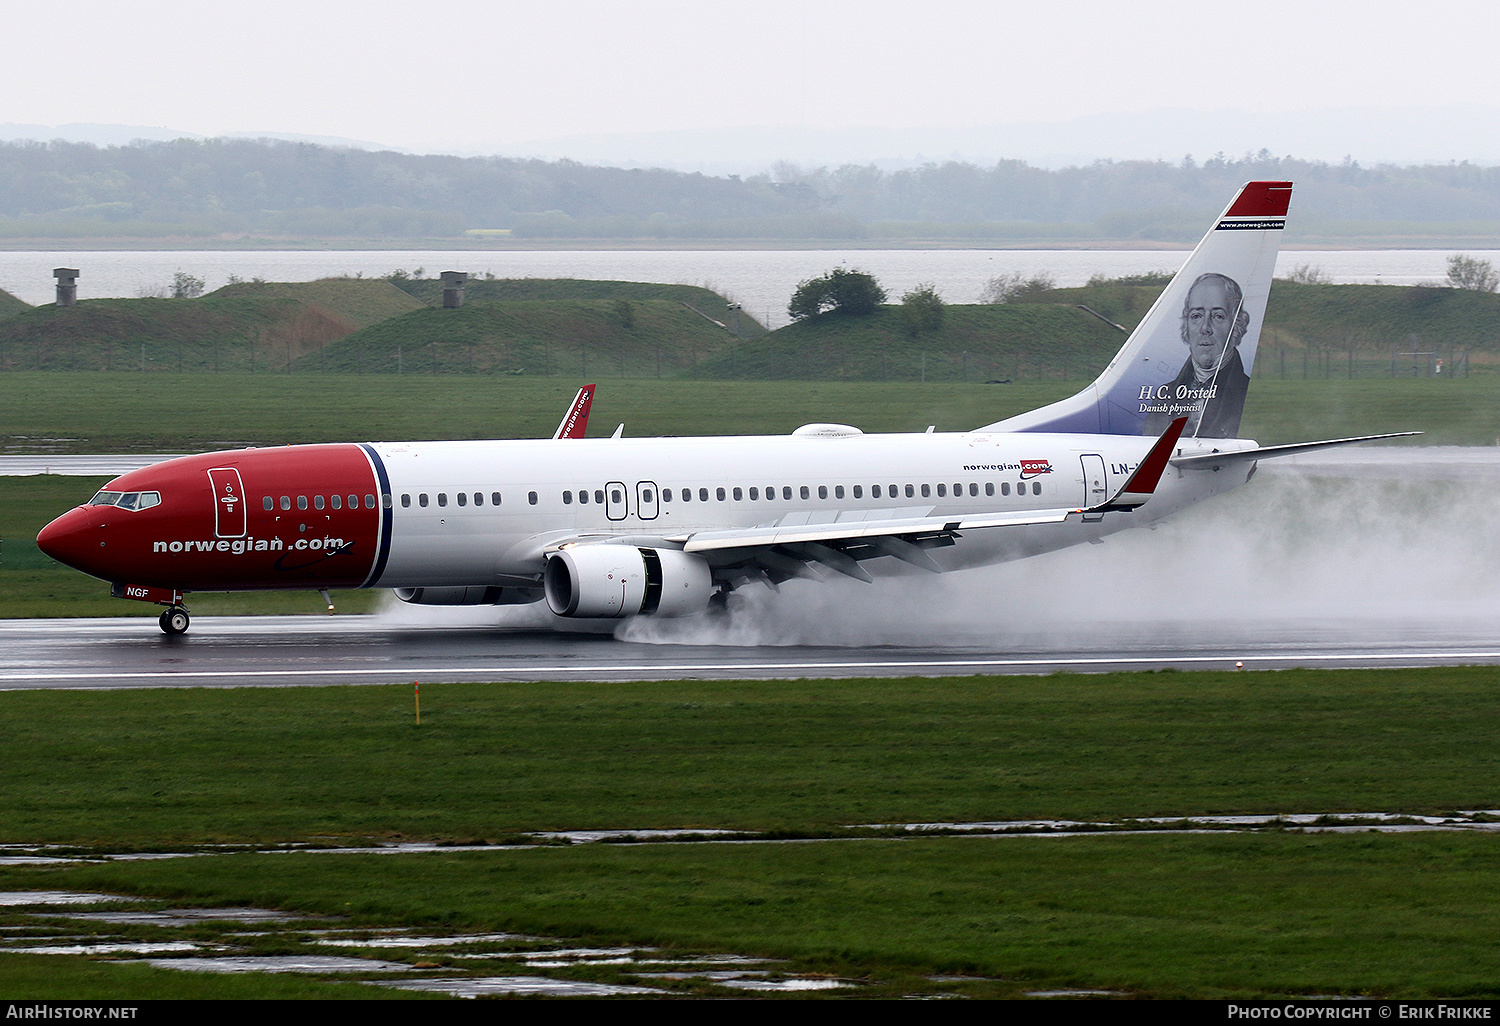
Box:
1446 254 1499 292
788 267 886 320
979 271 1056 304
899 283 945 337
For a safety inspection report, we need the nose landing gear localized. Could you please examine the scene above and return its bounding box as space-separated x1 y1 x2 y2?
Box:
158 606 190 635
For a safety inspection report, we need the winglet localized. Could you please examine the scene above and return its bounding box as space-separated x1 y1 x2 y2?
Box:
1102 416 1187 510
552 384 595 439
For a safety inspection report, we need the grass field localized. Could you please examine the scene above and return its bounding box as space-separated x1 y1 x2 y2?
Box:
2 668 1500 998
0 373 1484 452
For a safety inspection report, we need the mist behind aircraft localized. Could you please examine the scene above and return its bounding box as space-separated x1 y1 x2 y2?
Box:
371 450 1500 653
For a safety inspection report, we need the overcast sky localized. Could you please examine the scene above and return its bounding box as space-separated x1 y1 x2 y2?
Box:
6 0 1498 163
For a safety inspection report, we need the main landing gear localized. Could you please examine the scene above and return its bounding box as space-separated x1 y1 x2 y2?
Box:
158 606 190 635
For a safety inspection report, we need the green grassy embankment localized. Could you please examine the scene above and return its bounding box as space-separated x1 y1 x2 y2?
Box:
0 278 422 373
2 275 1499 382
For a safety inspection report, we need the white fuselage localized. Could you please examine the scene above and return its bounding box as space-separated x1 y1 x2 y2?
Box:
369 430 1256 588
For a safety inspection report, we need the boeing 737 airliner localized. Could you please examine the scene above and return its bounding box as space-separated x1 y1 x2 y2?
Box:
37 181 1410 633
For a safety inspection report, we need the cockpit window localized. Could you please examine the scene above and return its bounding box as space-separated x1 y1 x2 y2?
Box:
90 490 160 510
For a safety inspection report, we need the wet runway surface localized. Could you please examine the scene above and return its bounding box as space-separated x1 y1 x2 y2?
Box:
4 609 1500 690
8 447 1500 690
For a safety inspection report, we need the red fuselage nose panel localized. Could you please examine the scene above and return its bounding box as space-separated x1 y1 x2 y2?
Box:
37 445 384 591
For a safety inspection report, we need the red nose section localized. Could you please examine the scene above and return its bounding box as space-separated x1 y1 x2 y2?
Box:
37 505 113 581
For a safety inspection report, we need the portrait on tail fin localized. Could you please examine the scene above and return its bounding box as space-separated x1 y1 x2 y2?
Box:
1142 272 1252 439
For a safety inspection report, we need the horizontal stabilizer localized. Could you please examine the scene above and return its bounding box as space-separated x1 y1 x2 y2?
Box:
1171 431 1421 469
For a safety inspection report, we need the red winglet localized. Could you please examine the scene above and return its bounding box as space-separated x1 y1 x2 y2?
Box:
552 384 595 439
1116 416 1188 502
1224 181 1293 218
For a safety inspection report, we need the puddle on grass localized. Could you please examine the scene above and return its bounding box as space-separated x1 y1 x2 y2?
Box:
0 890 859 998
0 891 145 905
7 941 209 956
641 970 854 992
11 810 1500 874
142 955 414 974
313 931 533 948
61 908 299 926
372 977 664 998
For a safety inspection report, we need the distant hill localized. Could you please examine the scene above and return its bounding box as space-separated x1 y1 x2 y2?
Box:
0 278 419 372
0 285 28 322
209 278 423 329
0 277 759 376
2 137 1500 243
698 304 1126 382
3 273 1497 381
317 295 751 377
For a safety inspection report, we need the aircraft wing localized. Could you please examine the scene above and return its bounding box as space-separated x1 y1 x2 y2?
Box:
641 418 1190 583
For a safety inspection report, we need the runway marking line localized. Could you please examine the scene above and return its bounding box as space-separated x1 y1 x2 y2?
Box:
7 650 1500 686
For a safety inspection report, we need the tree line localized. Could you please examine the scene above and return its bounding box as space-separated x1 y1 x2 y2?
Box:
2 139 1500 239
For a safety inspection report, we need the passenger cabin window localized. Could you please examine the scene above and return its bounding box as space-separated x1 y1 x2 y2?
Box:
872 485 881 498
699 487 709 502
749 487 759 500
936 484 946 497
402 494 411 507
419 494 428 507
716 487 726 501
800 486 810 499
985 483 995 496
474 492 483 506
563 490 573 504
662 489 673 502
853 485 862 498
263 496 274 511
578 490 589 504
593 490 603 504
281 496 291 510
297 496 308 510
457 493 467 507
835 485 845 499
733 487 743 500
331 495 341 510
314 495 325 510
905 484 915 498
1001 483 1010 496
921 484 931 498
493 492 503 505
529 491 538 505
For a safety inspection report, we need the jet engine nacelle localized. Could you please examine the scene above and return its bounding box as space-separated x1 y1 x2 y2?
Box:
543 545 714 618
394 586 541 606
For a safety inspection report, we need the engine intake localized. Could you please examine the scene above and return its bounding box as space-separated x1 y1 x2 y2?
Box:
544 545 713 618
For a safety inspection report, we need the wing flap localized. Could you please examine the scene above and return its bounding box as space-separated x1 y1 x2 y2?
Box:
673 506 1081 554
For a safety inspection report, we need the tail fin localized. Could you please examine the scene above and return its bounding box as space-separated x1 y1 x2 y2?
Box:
552 384 596 439
982 181 1291 439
